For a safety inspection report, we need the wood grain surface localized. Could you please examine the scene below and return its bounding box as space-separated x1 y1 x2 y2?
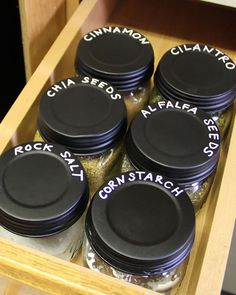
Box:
0 0 236 294
19 0 80 80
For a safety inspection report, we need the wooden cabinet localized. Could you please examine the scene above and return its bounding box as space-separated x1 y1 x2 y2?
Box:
0 0 236 294
19 0 79 80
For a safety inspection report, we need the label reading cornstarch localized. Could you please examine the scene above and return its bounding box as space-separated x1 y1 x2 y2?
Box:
99 171 184 200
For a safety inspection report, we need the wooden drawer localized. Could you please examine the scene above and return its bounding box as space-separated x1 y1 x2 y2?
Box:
0 0 236 294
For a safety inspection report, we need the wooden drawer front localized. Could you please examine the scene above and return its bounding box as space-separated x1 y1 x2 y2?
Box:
0 0 236 294
0 274 49 295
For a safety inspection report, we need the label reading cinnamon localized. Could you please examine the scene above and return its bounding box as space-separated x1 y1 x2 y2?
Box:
83 27 150 45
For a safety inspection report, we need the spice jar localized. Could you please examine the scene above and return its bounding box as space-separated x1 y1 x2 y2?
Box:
150 43 236 138
75 26 154 123
0 142 89 260
34 76 127 197
83 171 195 294
122 100 220 212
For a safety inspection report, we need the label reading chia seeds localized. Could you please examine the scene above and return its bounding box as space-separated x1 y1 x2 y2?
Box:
46 77 122 100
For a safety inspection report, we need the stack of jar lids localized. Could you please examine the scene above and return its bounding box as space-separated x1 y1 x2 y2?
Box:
125 101 220 185
154 44 236 112
75 26 154 91
0 142 89 237
86 171 195 274
37 76 127 155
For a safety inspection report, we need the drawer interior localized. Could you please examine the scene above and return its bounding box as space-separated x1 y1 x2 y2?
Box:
0 0 236 294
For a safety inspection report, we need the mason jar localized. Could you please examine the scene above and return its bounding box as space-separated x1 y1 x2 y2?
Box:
0 142 89 261
75 26 154 123
150 43 236 138
122 100 221 213
34 76 127 197
83 171 195 294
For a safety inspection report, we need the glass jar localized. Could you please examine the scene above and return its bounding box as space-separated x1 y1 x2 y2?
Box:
150 43 236 138
75 26 154 123
0 142 89 261
35 76 127 197
83 171 195 294
122 100 221 213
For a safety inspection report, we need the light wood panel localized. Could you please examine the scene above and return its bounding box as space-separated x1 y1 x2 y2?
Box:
0 275 48 295
19 0 79 80
0 0 236 294
66 0 80 20
195 117 236 295
0 238 155 295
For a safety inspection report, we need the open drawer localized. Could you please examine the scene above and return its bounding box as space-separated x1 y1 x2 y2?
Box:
0 0 236 294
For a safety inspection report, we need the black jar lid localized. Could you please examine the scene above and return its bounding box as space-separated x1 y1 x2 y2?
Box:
86 171 195 275
75 26 154 92
38 76 127 155
154 44 236 112
125 101 220 185
0 142 89 237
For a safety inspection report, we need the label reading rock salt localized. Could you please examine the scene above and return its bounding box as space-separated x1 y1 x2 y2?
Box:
13 143 84 181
